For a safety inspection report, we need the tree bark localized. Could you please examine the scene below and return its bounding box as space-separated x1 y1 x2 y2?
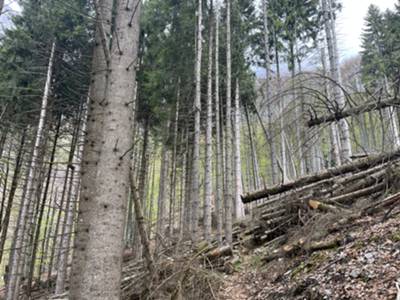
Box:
204 8 213 242
233 80 245 219
224 0 233 245
70 0 141 298
214 8 223 245
262 0 278 184
69 0 112 295
191 0 203 242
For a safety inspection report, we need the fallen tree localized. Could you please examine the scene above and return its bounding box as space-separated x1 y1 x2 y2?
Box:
307 98 400 127
241 149 400 203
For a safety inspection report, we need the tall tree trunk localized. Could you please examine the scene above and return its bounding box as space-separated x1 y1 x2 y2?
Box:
273 29 288 183
323 0 352 162
70 0 141 297
191 0 203 242
204 8 213 242
214 8 223 245
69 0 112 292
169 96 179 238
224 0 233 245
134 116 150 257
262 0 278 184
6 42 55 300
233 80 244 219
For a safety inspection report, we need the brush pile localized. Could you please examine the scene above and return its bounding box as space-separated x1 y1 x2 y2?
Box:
239 150 400 258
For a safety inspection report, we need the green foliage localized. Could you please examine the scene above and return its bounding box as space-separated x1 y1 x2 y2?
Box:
361 4 400 93
0 0 92 128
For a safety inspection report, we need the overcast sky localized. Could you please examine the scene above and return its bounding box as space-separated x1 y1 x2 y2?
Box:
337 0 397 59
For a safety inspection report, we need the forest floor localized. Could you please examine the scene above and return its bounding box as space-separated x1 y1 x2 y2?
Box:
219 210 400 300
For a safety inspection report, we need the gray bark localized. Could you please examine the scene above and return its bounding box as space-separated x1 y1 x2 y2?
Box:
224 0 233 245
69 0 112 295
262 0 278 184
204 13 213 242
233 80 245 219
214 9 223 245
191 0 203 242
69 0 141 298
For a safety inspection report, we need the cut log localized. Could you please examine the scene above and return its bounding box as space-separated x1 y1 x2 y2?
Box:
242 150 400 203
307 98 400 127
308 200 342 214
205 245 233 260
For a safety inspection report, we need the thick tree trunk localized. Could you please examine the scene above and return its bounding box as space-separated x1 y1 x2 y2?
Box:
70 0 141 298
233 81 245 219
6 42 55 300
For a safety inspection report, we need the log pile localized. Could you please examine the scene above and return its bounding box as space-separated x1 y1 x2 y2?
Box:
240 153 400 252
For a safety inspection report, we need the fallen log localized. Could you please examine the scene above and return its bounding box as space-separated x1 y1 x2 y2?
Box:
263 235 354 263
307 98 400 127
363 191 400 215
242 150 400 203
325 181 386 205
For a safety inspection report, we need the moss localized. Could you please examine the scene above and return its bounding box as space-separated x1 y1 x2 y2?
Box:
390 231 400 242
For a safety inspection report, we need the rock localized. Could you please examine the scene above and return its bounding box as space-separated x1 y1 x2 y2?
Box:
364 252 375 263
349 269 361 278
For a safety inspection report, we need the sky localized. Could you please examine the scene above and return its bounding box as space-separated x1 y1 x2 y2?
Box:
1 0 398 59
335 0 397 59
